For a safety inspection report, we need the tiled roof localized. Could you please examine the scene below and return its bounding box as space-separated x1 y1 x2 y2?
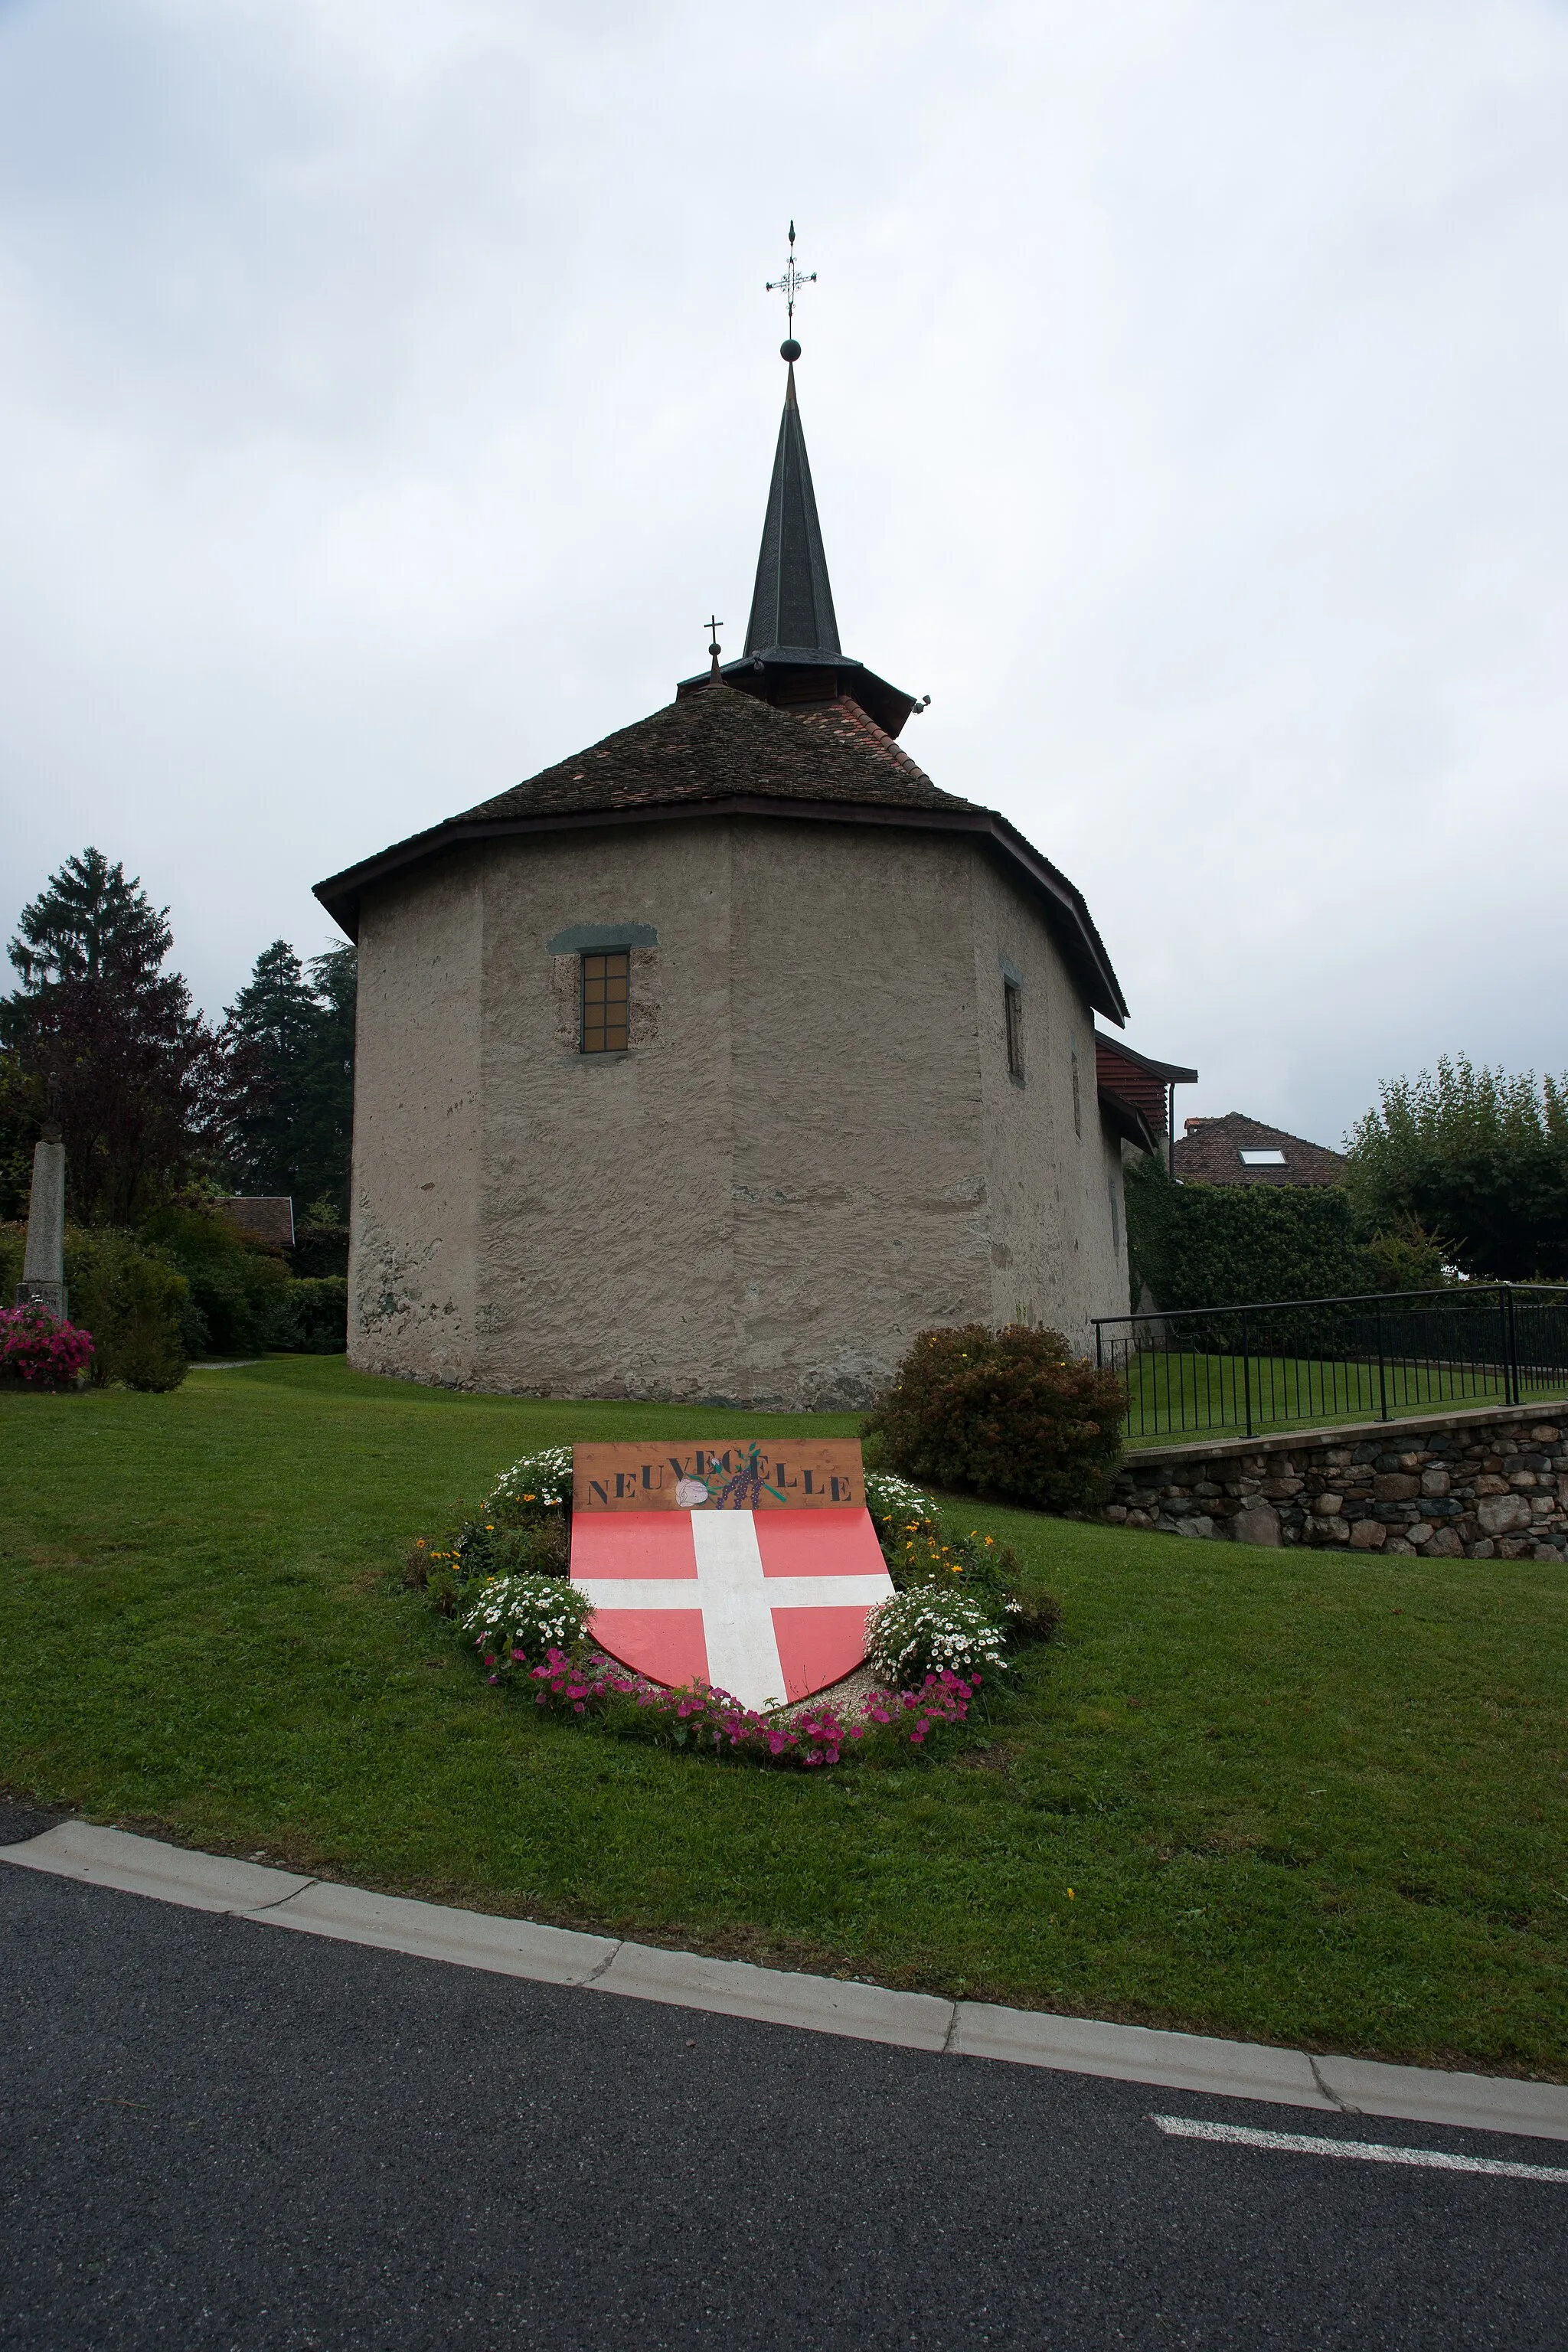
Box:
313 681 1129 1018
459 683 969 822
1172 1113 1348 1188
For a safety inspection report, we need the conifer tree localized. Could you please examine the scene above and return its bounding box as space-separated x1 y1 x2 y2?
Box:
2 848 220 1225
220 939 356 1217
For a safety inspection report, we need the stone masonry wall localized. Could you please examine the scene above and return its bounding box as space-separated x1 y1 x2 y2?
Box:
1103 1403 1568 1560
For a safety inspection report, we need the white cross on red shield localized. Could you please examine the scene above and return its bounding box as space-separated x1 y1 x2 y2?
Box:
570 1442 893 1713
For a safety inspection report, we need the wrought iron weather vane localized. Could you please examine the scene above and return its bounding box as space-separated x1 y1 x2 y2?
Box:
766 219 815 358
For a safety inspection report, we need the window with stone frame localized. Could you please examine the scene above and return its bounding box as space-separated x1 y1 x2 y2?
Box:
1004 979 1024 1081
580 951 629 1053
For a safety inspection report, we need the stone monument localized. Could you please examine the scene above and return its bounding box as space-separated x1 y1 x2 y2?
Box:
18 1102 67 1320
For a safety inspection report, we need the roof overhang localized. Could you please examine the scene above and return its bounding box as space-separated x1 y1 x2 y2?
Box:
1094 1031 1197 1084
1098 1085 1158 1153
315 792 1129 1023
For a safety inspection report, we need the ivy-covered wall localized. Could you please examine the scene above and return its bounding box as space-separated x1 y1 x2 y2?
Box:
1124 1159 1443 1312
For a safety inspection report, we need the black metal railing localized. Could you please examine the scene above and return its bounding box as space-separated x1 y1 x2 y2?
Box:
1094 1282 1568 1443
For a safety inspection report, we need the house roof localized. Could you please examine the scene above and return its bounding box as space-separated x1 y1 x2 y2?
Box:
312 681 1131 1020
1093 1033 1198 1086
1098 1086 1158 1154
1172 1112 1348 1188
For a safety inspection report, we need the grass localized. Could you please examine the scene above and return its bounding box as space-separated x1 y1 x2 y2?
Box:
1119 1348 1566 1449
2 1355 1566 2076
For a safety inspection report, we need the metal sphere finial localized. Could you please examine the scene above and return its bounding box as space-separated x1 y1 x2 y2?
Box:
780 338 801 362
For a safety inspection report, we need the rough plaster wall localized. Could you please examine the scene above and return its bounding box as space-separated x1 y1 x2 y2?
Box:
475 822 736 1400
348 851 483 1383
728 822 991 1409
969 857 1130 1351
348 813 1129 1404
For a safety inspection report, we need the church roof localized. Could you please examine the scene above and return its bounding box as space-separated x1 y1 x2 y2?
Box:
313 683 1129 1019
462 678 959 823
314 337 1132 1022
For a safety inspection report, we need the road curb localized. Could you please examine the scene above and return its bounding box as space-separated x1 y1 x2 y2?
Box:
6 1821 1567 2142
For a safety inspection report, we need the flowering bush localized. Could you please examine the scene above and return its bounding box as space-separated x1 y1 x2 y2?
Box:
408 1451 573 1602
0 1302 94 1391
864 1323 1125 1511
519 1644 979 1767
462 1573 596 1676
488 1448 573 1521
863 1471 939 1539
864 1583 1013 1686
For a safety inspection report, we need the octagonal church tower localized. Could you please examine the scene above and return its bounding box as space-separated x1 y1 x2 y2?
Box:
315 350 1140 1408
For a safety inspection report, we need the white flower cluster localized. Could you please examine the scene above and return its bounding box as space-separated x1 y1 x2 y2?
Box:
461 1572 594 1656
488 1446 573 1512
864 1585 1011 1684
863 1471 939 1528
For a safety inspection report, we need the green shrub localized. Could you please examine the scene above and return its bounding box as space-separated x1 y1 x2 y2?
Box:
266 1276 347 1353
139 1206 290 1354
64 1230 189 1391
0 1220 22 1301
864 1324 1125 1512
289 1223 349 1279
1125 1155 1452 1313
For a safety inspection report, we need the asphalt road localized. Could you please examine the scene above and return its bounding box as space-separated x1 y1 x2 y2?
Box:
2 1805 1563 2350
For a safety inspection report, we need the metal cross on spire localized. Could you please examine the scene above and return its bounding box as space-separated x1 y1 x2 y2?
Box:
766 220 815 353
704 615 724 678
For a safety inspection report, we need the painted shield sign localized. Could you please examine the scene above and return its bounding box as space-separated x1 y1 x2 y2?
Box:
570 1441 893 1712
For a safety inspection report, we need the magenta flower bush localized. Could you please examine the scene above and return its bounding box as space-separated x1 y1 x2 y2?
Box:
0 1302 94 1391
471 1636 980 1769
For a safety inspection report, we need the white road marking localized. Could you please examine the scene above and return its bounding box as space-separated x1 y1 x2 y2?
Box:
1152 2113 1568 2183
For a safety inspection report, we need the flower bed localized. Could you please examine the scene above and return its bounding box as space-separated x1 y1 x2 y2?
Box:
405 1448 1060 1772
0 1302 94 1391
485 1639 981 1769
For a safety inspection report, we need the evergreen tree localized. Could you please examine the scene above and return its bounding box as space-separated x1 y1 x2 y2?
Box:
2 848 220 1225
220 939 356 1217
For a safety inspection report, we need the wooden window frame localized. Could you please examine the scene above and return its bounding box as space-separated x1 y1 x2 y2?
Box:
580 949 630 1054
1004 979 1024 1083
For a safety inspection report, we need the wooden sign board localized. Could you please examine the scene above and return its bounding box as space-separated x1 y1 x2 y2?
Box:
573 1439 864 1512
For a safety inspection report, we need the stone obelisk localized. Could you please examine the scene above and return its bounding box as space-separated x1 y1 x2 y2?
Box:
20 1109 67 1318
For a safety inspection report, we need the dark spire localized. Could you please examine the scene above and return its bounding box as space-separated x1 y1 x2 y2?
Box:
674 224 925 740
743 363 841 659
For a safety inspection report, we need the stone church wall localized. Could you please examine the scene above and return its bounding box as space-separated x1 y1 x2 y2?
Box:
348 849 484 1386
346 813 1132 1406
968 855 1129 1344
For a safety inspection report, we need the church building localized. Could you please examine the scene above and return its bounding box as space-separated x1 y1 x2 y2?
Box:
315 342 1147 1408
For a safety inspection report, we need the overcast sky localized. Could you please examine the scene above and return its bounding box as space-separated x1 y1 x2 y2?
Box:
2 0 1565 1148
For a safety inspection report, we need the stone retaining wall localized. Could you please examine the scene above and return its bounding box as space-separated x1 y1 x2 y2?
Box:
1103 1403 1568 1559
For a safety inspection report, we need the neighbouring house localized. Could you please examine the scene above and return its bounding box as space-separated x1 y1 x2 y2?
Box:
315 344 1187 1408
217 1197 296 1252
1171 1114 1347 1188
1094 1034 1199 1165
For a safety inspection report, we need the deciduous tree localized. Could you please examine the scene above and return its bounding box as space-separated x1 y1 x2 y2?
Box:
1344 1057 1568 1279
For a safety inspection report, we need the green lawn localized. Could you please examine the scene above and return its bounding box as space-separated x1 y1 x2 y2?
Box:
2 1355 1566 2076
1120 1348 1564 1448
